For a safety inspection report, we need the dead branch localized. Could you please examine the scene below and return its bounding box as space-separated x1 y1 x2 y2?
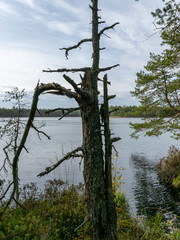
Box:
13 197 26 210
59 108 80 120
108 95 116 100
23 145 29 153
39 82 80 100
36 108 41 116
99 22 119 37
99 21 106 24
43 64 119 75
111 137 121 143
109 108 119 114
31 124 51 140
60 38 92 58
98 78 111 85
0 81 82 215
63 74 88 97
71 154 84 158
2 141 13 172
0 181 14 200
102 33 111 39
42 67 91 73
45 107 80 115
37 146 83 177
99 64 120 72
74 216 89 231
0 82 42 215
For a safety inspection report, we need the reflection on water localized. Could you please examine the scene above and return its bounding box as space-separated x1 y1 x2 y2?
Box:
130 154 180 222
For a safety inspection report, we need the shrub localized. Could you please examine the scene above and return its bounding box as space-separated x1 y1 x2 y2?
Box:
158 146 180 185
0 180 89 240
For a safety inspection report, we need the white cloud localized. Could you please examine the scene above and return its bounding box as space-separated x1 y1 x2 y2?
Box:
0 2 18 16
47 21 76 36
52 0 87 18
0 0 167 107
15 0 48 15
15 0 35 8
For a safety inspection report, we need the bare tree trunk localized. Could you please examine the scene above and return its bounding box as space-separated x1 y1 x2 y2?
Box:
104 74 117 239
77 1 117 239
79 75 117 239
79 71 106 239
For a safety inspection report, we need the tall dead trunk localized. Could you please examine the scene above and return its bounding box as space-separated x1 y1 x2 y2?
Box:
79 70 117 239
104 74 117 238
78 1 117 239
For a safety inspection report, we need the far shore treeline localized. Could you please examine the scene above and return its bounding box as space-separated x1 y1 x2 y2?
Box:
0 105 169 118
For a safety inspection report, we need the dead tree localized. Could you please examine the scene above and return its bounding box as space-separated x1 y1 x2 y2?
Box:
0 1 120 239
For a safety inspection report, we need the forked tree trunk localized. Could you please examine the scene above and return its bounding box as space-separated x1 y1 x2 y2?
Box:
79 70 117 239
78 0 117 239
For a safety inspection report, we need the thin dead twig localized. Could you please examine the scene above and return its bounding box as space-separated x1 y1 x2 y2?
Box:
31 124 51 140
37 146 83 177
60 38 92 58
99 22 119 37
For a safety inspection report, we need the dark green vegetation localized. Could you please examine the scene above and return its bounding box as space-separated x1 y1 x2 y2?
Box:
0 107 80 118
0 105 169 118
158 146 180 199
131 0 180 139
0 179 179 240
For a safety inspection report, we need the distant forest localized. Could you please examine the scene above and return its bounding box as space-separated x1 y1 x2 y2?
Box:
0 106 165 118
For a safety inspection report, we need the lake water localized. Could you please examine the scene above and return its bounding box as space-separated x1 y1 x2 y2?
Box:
0 117 179 220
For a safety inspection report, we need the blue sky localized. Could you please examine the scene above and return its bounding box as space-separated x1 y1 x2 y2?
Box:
0 0 164 108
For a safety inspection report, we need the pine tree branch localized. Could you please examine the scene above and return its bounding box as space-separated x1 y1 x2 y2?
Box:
60 38 92 58
37 146 83 177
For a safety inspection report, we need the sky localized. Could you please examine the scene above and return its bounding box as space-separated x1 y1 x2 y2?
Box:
0 0 165 109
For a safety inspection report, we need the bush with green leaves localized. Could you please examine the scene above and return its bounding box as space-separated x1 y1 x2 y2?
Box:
0 180 90 240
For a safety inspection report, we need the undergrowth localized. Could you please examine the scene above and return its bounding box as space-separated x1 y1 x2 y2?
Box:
158 146 180 197
0 174 179 239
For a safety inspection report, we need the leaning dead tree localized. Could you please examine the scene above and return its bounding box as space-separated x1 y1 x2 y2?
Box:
0 0 120 239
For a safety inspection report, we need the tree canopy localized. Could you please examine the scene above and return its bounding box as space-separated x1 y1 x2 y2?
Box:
131 0 180 139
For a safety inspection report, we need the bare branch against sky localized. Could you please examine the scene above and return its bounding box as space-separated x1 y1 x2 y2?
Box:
0 0 164 108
